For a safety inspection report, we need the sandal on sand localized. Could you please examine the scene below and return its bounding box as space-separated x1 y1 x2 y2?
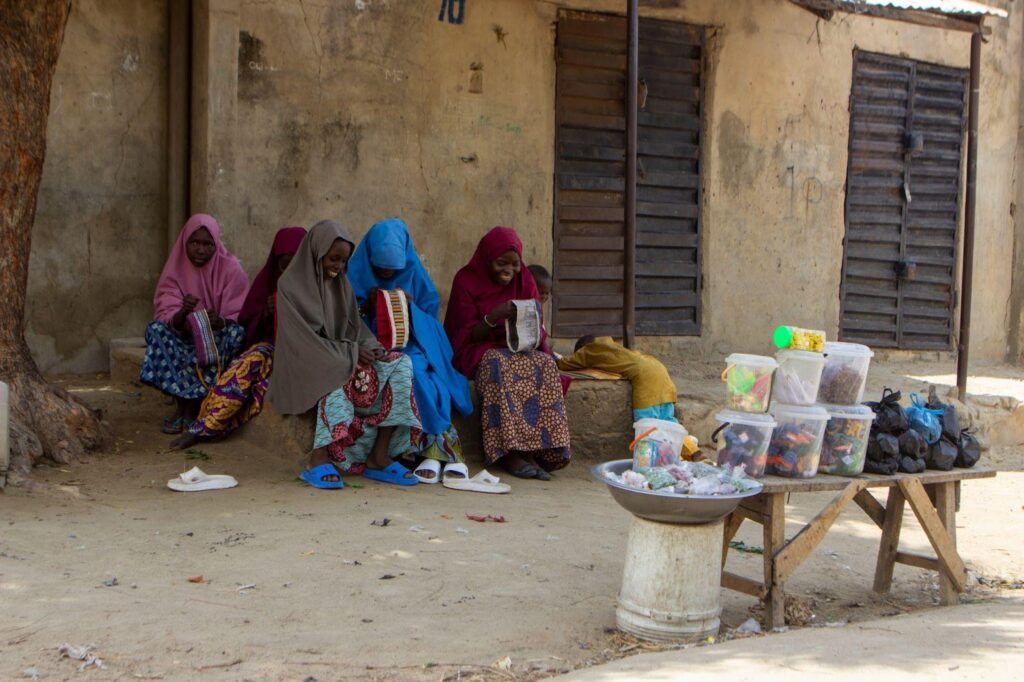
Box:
167 466 238 492
413 458 442 484
300 463 345 490
363 461 419 487
443 467 510 494
162 416 184 435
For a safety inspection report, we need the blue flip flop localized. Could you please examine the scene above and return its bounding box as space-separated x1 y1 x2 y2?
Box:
363 461 419 487
300 463 345 489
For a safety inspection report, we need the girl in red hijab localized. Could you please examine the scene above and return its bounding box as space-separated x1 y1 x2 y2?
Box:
170 227 306 450
444 227 571 480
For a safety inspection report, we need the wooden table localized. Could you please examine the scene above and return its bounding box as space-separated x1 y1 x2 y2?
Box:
720 467 996 629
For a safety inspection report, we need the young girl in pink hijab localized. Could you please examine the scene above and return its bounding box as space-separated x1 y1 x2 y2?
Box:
140 214 249 434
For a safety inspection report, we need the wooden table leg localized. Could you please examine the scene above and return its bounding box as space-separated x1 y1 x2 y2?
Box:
763 493 786 629
933 481 959 605
873 485 905 593
722 512 745 568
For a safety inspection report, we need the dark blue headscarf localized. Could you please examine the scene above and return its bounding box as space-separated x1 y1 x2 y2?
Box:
349 218 472 434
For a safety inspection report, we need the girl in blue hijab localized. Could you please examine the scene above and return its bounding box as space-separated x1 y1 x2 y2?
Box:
349 218 475 484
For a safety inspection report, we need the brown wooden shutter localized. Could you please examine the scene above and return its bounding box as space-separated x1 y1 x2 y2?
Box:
552 11 703 338
841 50 966 350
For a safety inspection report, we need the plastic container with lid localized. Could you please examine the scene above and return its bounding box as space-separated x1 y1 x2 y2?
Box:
631 418 689 470
818 404 875 476
767 403 830 478
773 325 826 353
714 410 777 478
816 342 875 405
723 354 778 413
773 350 826 406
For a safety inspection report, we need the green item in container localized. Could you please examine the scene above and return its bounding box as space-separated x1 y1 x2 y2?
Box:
773 325 826 352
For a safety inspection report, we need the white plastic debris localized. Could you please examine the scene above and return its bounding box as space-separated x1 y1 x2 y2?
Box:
57 643 106 671
737 617 762 634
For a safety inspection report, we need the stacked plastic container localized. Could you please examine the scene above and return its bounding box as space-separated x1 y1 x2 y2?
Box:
816 342 876 476
765 328 829 478
715 354 778 478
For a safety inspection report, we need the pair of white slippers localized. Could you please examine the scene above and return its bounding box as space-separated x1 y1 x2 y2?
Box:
167 466 238 492
413 460 510 494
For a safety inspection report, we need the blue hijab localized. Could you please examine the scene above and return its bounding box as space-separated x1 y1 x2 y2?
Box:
349 218 472 435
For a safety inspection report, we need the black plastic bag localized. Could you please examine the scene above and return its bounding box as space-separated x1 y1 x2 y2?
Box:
865 457 899 475
899 429 928 459
865 388 908 434
926 437 957 471
867 433 900 462
899 455 926 474
926 389 962 443
956 431 981 468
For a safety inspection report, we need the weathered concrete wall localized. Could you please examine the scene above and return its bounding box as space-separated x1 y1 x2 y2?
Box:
27 0 167 373
28 0 1023 372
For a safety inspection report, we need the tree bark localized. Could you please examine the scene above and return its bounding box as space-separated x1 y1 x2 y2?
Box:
1 0 109 482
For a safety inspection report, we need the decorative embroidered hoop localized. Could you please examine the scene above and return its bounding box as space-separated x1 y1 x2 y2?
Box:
375 289 410 350
506 299 541 353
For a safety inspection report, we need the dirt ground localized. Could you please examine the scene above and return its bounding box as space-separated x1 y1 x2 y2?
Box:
1 376 1022 681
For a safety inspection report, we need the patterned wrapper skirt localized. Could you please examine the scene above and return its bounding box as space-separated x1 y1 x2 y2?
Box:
417 425 465 465
188 343 274 438
475 348 571 471
140 320 245 400
314 352 422 474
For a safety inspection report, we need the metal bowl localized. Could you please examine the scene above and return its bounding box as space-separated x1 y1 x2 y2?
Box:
591 459 763 525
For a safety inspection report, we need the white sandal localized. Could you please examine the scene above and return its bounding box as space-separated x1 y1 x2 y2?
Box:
413 458 442 484
167 466 238 492
443 467 511 494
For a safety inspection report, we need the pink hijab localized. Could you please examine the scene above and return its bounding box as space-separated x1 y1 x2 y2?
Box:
443 226 547 376
153 214 249 323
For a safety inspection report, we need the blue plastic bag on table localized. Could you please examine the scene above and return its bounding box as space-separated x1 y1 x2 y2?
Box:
906 393 943 445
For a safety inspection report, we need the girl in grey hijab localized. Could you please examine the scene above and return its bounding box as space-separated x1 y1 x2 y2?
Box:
271 220 421 488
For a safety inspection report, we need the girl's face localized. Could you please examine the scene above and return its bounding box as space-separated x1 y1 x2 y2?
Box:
372 266 398 280
275 253 295 277
489 249 521 286
186 227 216 267
321 239 353 280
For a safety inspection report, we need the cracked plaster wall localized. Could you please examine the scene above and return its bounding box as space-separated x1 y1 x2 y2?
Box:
27 0 168 373
26 0 1024 373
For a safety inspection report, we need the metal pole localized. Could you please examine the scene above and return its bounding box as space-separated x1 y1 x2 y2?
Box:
624 0 638 348
956 31 981 398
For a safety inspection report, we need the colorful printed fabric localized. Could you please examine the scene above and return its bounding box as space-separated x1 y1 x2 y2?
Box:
188 343 274 438
475 348 571 471
633 403 679 423
313 352 422 473
417 424 465 464
140 320 245 399
187 309 220 367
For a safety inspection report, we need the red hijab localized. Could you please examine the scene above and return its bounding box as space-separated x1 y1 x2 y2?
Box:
239 227 307 345
444 226 546 376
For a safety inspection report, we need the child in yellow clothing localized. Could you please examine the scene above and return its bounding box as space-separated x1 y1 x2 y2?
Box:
557 335 679 422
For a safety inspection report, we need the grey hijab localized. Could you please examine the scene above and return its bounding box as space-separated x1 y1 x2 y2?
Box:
269 220 382 415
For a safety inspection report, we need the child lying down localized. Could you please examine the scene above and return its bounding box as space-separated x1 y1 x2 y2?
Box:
557 335 679 422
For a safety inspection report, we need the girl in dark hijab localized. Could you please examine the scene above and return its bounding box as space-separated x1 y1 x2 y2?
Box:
271 220 422 489
444 226 571 480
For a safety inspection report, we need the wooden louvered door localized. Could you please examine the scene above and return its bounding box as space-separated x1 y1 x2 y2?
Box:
552 10 704 338
841 50 967 350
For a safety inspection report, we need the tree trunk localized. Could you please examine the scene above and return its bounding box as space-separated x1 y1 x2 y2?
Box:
0 1 109 483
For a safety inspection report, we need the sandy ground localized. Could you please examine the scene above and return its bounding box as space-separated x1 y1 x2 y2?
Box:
1 376 1022 681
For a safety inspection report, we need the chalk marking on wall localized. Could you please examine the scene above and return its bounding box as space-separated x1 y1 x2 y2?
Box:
477 115 522 136
384 68 407 82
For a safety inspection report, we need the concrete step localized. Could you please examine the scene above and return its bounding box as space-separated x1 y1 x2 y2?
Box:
109 337 145 385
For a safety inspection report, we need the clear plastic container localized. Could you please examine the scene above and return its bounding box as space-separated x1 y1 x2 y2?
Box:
819 404 875 476
714 410 777 478
723 354 778 413
631 418 689 470
773 350 826 406
767 403 829 478
816 342 875 405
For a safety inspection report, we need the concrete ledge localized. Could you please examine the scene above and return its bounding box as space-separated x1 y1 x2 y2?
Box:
110 337 146 384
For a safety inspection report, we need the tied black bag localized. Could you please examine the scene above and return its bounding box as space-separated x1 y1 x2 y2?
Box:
926 392 962 443
926 437 957 471
899 429 928 459
956 431 981 468
865 388 909 434
899 455 926 474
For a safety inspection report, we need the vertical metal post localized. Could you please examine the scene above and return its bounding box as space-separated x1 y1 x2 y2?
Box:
956 31 981 398
168 0 191 251
624 0 639 347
